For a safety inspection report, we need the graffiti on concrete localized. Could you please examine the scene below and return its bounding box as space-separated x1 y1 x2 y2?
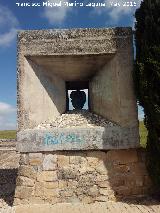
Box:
44 132 83 145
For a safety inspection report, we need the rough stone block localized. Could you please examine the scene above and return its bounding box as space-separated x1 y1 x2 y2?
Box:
96 180 110 188
44 182 58 189
42 154 57 171
88 185 99 197
19 154 29 165
130 162 148 175
114 186 131 196
59 189 73 197
80 196 93 204
125 175 143 187
113 165 131 174
78 166 95 174
107 150 138 164
95 162 108 175
67 180 78 189
57 155 70 167
99 188 114 196
44 188 59 198
58 180 67 189
29 153 43 165
95 196 110 202
135 176 144 187
87 151 107 161
16 176 35 187
28 197 45 205
37 171 57 182
111 177 125 187
78 174 96 187
14 198 28 206
18 165 37 179
64 197 81 203
15 186 34 199
69 155 85 165
58 167 78 180
87 156 99 167
131 187 143 195
96 175 109 182
144 175 152 186
35 182 44 197
142 186 151 194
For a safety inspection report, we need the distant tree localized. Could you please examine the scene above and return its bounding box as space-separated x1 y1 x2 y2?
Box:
135 0 160 188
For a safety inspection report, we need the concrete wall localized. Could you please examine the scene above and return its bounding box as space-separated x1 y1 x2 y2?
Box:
17 27 139 149
21 58 66 129
89 36 137 128
89 56 120 125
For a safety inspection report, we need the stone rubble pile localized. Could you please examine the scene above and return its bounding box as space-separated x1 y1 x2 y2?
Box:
36 110 117 129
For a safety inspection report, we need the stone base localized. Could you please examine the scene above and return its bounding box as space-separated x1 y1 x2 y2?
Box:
14 149 152 205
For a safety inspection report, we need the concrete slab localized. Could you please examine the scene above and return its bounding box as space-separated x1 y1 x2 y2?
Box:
17 126 139 152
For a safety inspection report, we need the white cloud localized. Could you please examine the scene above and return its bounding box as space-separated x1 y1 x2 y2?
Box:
0 102 16 130
92 0 143 25
0 5 19 47
43 0 72 25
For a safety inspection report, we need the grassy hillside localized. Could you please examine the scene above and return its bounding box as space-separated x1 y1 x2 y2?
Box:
0 130 16 139
139 121 148 148
0 122 148 147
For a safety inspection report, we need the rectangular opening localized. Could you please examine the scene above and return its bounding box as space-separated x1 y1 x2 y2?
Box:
68 89 89 110
66 81 89 111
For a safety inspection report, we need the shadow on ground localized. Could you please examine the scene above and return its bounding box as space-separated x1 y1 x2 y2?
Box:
0 169 18 206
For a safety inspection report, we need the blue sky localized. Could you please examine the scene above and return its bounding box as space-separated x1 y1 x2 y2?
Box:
0 0 144 130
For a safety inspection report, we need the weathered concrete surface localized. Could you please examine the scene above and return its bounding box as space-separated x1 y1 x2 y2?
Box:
20 58 66 129
17 27 138 135
28 54 114 81
17 126 139 152
90 51 137 127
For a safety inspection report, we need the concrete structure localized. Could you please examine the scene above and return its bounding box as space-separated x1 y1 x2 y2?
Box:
14 28 152 205
17 27 139 151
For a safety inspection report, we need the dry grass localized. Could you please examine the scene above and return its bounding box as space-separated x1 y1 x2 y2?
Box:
0 130 16 139
139 121 148 148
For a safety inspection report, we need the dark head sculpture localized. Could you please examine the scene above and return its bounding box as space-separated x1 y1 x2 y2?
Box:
70 90 86 110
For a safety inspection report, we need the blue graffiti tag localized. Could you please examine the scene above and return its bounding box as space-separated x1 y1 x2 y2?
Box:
44 132 83 145
44 133 59 145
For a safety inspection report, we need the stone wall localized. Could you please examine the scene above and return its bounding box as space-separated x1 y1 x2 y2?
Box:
0 140 16 151
0 139 16 142
14 149 152 205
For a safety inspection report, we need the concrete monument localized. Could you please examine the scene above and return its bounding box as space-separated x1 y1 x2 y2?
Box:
17 27 139 152
14 28 152 205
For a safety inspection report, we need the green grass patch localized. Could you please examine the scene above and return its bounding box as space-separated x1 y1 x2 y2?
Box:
139 121 148 148
0 130 16 139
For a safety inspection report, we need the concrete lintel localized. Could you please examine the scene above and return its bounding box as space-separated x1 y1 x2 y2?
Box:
17 126 140 152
